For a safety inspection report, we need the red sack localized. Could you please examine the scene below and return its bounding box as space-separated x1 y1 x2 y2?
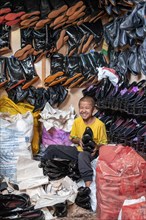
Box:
122 201 146 220
96 145 146 220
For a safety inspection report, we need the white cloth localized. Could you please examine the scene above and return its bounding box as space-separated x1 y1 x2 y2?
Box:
39 102 76 132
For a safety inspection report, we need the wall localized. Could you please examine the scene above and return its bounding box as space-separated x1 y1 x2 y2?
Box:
0 24 145 115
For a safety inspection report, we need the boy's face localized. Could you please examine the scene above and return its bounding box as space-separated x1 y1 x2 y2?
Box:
79 101 94 121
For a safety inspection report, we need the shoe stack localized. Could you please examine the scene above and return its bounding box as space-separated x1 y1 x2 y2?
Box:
19 0 40 29
39 158 80 181
82 127 96 153
53 202 68 218
75 186 92 210
0 193 45 220
98 0 135 17
44 51 107 88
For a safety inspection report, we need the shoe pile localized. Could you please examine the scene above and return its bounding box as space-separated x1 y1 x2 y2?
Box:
0 193 45 220
39 158 81 181
75 186 92 210
82 127 96 153
53 202 68 218
44 51 107 88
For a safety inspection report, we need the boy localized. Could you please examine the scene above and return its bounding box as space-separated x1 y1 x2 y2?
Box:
42 96 107 187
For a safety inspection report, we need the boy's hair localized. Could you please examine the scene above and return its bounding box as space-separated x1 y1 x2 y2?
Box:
78 96 95 107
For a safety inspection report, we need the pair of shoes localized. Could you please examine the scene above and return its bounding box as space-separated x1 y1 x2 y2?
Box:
53 202 68 218
75 186 92 210
82 127 96 153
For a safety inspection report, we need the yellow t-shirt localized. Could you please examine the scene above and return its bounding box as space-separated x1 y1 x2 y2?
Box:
70 116 107 151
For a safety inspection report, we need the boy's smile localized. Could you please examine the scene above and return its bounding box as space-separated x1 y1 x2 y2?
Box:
79 101 95 122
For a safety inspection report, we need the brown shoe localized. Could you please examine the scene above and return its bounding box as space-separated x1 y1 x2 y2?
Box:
22 76 39 89
18 48 34 60
66 1 84 16
56 30 66 50
20 11 40 20
52 13 67 26
53 21 66 30
62 73 82 86
66 11 85 24
46 76 68 86
20 16 39 26
67 5 86 21
14 44 32 58
35 18 51 30
44 71 65 83
48 5 68 19
68 76 84 88
82 35 94 53
20 20 38 29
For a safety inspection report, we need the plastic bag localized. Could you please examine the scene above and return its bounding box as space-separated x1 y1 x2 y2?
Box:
0 112 33 181
0 96 40 154
96 145 146 220
42 126 72 147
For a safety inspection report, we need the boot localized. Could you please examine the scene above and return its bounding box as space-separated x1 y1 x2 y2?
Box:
35 0 52 30
62 55 83 87
4 0 25 22
14 27 33 59
19 56 39 89
64 0 84 16
78 25 94 53
0 57 8 88
66 26 84 56
44 53 66 85
47 84 68 107
33 26 47 53
6 56 26 91
0 24 11 55
32 87 49 112
21 0 40 20
6 85 28 103
138 37 146 76
0 0 12 16
53 202 67 218
81 20 104 46
79 53 96 87
48 0 68 19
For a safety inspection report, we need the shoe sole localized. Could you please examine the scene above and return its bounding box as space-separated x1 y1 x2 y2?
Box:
67 5 86 21
66 11 85 24
20 20 38 29
68 76 84 88
44 72 65 83
82 35 94 53
47 76 68 86
53 21 66 30
17 48 34 60
20 11 40 20
48 5 68 19
62 73 82 86
0 80 8 89
56 30 66 50
0 8 11 15
52 13 67 26
5 11 25 21
22 76 39 89
34 18 51 29
6 18 21 26
14 44 32 58
20 16 39 26
79 75 96 87
34 51 47 63
7 79 26 91
66 1 84 16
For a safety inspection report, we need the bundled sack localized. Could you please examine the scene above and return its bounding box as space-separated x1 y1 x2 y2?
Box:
96 145 146 220
0 112 33 181
0 96 40 154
